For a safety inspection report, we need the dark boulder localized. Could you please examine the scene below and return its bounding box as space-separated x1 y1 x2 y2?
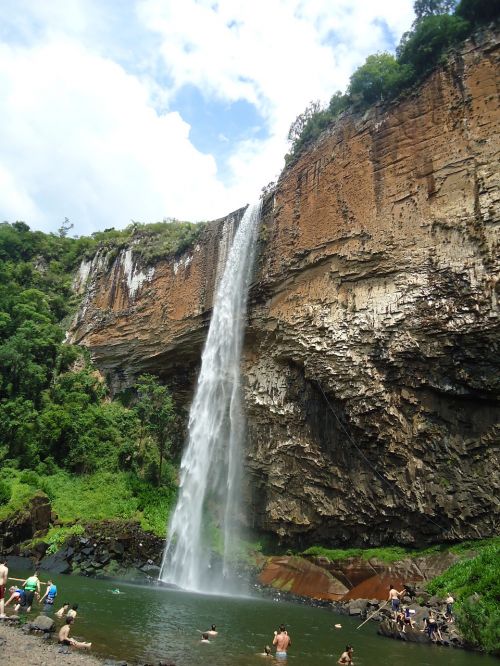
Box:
40 552 72 574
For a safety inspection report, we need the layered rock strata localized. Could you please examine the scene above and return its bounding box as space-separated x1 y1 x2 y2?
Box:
69 31 500 547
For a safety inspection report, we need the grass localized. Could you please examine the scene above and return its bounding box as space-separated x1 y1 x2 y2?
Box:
426 541 500 653
301 538 500 564
0 467 176 537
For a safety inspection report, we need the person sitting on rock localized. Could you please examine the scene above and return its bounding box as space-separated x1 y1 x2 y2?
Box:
395 609 405 631
58 616 91 650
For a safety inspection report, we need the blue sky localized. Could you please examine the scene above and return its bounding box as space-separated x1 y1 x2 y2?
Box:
0 0 415 235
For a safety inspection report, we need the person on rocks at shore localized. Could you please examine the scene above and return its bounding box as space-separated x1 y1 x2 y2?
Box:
395 609 405 631
422 611 442 641
337 644 354 665
388 584 405 619
402 606 415 632
67 603 79 620
445 593 455 623
4 586 26 613
40 579 58 613
58 616 91 650
56 602 70 618
0 558 8 618
273 624 291 659
206 623 218 636
23 570 40 612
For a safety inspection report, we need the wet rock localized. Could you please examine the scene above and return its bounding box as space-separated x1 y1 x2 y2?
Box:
140 564 161 577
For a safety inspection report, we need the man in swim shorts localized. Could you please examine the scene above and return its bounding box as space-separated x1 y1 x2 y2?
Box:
388 584 405 619
58 616 91 650
0 558 8 618
273 624 291 659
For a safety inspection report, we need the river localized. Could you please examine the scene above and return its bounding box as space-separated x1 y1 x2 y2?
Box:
8 569 497 665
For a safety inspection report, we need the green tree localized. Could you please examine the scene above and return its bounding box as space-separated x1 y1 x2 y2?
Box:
135 374 175 485
348 52 411 105
456 0 500 25
413 0 458 22
398 14 470 78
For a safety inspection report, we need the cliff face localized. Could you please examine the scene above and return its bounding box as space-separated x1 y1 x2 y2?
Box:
69 31 500 547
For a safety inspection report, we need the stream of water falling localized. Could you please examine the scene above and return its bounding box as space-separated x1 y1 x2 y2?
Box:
159 201 262 593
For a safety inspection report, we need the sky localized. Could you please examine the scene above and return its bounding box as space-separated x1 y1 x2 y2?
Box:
0 0 415 236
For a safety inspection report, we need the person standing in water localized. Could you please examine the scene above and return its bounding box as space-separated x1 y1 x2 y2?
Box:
0 558 8 618
207 624 218 636
40 579 58 613
273 624 291 659
338 644 354 664
23 570 40 612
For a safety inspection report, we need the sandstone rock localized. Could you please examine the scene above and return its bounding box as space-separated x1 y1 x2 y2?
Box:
259 556 348 600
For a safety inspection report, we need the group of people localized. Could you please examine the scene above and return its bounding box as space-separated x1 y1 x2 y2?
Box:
0 559 90 650
388 583 454 641
202 622 353 664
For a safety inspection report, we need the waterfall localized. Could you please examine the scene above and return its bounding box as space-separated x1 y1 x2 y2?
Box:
159 201 262 593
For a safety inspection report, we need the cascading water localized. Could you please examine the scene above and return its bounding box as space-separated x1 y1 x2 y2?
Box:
159 201 262 594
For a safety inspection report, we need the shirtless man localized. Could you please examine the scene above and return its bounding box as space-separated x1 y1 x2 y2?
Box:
58 616 91 650
388 584 405 619
0 558 8 618
338 644 354 664
272 624 291 659
207 624 218 636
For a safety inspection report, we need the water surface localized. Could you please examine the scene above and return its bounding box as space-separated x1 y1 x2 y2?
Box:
10 569 497 666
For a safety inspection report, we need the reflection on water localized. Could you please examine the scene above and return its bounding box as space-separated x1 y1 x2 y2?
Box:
9 570 498 666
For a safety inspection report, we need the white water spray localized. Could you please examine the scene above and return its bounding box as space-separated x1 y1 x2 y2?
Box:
160 202 262 593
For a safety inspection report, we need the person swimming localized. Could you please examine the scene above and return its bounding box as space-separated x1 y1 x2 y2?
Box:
200 632 210 643
206 624 218 636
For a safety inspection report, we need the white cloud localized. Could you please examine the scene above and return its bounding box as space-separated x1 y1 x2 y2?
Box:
0 0 415 234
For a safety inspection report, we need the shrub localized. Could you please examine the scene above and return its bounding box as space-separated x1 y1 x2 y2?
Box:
0 479 11 504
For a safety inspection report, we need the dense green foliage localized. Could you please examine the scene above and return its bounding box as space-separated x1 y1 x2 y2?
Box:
427 540 500 652
0 221 185 537
286 0 499 160
301 538 500 563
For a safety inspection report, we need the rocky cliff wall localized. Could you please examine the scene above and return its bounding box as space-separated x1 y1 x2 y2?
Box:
69 30 500 547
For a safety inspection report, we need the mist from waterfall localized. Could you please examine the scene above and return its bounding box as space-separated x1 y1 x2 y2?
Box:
159 201 262 594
